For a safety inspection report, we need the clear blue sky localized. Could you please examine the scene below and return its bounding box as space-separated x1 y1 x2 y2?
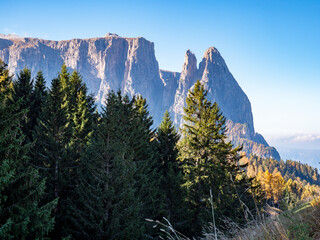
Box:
3 0 320 139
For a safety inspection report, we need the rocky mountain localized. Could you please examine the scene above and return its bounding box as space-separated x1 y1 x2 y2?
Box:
172 48 280 160
0 34 280 160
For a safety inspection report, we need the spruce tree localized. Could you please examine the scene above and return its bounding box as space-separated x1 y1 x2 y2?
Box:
133 95 166 230
104 92 145 239
178 80 252 235
12 68 34 143
0 60 56 239
69 91 144 239
33 77 71 239
156 110 187 231
69 92 166 239
31 71 47 134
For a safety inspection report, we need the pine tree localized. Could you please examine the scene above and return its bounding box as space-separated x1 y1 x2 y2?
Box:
70 91 144 239
156 110 187 231
33 77 71 239
0 60 56 239
133 95 166 231
31 71 47 134
178 80 253 235
104 92 146 239
12 68 34 143
68 70 94 157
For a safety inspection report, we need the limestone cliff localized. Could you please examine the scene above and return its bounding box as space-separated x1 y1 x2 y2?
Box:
0 34 280 160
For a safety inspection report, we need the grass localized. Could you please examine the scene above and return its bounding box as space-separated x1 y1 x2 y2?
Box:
148 197 320 239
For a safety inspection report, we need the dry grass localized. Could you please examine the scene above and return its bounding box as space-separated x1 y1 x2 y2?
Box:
233 200 320 240
148 198 320 239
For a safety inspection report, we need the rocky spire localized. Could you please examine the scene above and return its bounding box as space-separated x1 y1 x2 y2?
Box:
172 50 199 125
180 49 197 81
198 47 255 135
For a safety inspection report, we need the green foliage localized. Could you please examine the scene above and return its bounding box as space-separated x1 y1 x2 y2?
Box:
31 71 47 135
288 222 312 240
12 68 34 143
250 156 320 209
156 110 187 231
178 80 255 235
0 60 56 239
3 60 318 239
249 156 320 185
32 65 97 238
32 76 71 238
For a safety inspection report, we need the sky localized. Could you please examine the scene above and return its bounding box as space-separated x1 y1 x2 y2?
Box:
2 0 320 151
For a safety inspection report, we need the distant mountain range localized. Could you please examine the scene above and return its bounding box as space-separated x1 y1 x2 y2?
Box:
266 134 320 167
0 33 280 160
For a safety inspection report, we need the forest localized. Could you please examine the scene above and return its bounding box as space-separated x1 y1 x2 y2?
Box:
0 58 320 239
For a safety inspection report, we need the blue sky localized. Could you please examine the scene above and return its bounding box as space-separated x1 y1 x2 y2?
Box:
2 0 320 142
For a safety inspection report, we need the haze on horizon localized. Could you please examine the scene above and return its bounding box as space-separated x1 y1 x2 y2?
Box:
2 0 320 157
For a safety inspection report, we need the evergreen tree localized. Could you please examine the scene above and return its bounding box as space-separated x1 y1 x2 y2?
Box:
69 92 165 239
104 92 146 239
0 60 56 239
31 71 47 134
69 91 143 239
178 80 253 235
12 68 34 143
67 70 94 156
133 95 166 230
156 110 187 231
33 77 71 239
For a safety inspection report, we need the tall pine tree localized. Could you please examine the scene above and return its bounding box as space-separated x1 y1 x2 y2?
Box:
12 68 34 143
178 80 253 235
133 95 166 231
33 77 71 239
31 71 47 135
156 110 187 232
0 59 56 239
69 91 143 239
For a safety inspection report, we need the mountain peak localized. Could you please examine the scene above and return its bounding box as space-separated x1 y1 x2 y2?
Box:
104 33 119 37
182 49 197 76
203 47 221 62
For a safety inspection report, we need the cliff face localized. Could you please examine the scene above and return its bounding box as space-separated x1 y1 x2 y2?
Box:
0 34 280 160
0 35 164 124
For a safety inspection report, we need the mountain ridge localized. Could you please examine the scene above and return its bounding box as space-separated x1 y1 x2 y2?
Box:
0 33 280 160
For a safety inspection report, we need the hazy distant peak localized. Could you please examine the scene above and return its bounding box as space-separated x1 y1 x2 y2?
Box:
0 34 22 39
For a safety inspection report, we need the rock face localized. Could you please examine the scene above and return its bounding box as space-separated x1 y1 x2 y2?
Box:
0 35 164 123
171 48 280 160
0 34 280 160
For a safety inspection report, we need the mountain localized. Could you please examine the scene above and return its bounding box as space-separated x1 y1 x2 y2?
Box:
171 48 280 160
0 33 280 160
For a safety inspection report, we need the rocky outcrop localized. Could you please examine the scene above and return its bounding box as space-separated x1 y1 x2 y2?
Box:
172 48 254 133
226 121 281 160
171 48 280 160
0 35 163 124
0 34 280 160
160 70 180 114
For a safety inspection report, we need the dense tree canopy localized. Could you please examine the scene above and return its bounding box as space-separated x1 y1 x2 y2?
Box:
0 59 319 239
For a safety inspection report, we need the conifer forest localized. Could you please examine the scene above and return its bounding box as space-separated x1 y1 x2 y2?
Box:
1 59 320 239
